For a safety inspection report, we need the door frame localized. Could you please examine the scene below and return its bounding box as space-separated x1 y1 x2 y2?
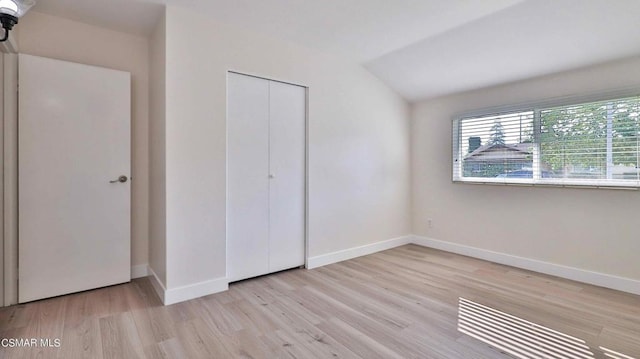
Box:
225 70 310 281
1 31 20 307
2 53 18 307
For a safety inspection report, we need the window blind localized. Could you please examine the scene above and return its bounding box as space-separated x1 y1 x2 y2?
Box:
453 95 640 188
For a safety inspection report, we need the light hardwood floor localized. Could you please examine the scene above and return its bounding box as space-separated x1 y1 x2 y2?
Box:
1 244 639 358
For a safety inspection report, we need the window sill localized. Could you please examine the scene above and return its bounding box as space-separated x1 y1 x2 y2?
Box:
453 177 640 190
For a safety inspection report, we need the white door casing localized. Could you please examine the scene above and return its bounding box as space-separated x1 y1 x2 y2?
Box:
18 54 131 303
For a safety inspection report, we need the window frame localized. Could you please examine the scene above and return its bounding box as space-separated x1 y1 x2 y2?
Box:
452 88 640 190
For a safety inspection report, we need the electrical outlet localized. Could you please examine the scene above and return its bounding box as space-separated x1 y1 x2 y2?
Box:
428 218 433 228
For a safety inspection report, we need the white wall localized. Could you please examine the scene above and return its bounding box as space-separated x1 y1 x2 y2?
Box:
18 12 150 269
161 6 410 292
412 56 640 281
148 13 166 286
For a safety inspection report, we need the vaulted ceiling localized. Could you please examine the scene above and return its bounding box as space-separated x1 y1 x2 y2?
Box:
31 0 640 101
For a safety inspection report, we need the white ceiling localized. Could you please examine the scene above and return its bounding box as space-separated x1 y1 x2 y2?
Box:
365 0 640 101
30 0 164 37
29 0 640 102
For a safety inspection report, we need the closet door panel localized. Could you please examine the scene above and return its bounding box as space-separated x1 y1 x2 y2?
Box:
268 81 306 272
227 73 270 281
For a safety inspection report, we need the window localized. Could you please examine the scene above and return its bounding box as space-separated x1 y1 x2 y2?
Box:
453 95 640 188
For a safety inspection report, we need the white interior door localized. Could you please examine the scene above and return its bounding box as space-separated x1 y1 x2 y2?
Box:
268 81 305 272
18 54 131 303
227 73 270 281
227 72 306 282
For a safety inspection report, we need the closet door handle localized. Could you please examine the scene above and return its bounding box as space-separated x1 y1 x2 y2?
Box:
110 175 128 183
269 174 275 179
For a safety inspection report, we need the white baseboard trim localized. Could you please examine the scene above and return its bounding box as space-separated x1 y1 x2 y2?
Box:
146 233 638 305
131 264 149 279
164 277 229 305
148 266 167 304
307 235 412 269
147 266 229 305
411 235 640 296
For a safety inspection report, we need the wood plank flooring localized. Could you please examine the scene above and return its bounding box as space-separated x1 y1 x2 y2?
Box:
1 244 639 358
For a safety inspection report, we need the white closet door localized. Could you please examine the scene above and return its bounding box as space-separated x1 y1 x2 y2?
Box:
227 73 306 282
227 73 270 281
268 81 306 272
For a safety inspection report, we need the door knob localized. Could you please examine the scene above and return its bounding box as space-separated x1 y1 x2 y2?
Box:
110 175 128 183
269 174 275 179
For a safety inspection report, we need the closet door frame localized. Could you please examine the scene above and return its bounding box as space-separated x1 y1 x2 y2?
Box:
225 70 309 281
